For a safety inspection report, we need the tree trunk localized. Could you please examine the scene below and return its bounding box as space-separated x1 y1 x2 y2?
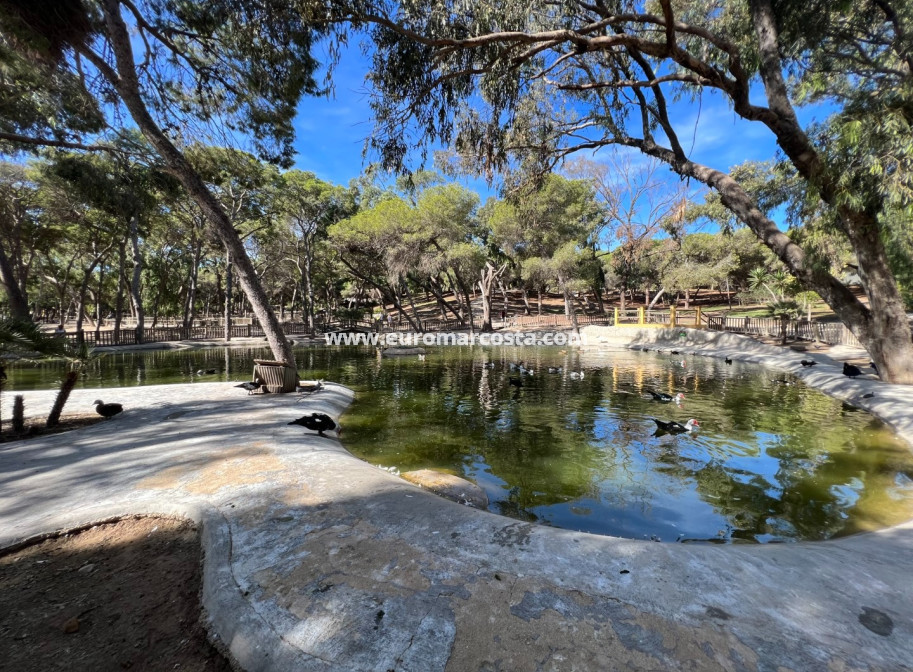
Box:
46 370 79 428
224 248 233 341
537 288 543 315
684 288 690 309
128 215 144 344
81 3 296 368
114 239 126 344
630 134 913 383
521 287 531 315
451 270 475 335
303 236 316 333
426 278 463 323
478 263 506 332
12 394 24 434
75 254 106 342
0 244 29 319
94 268 104 342
401 280 424 331
183 235 202 329
558 273 580 333
648 288 665 309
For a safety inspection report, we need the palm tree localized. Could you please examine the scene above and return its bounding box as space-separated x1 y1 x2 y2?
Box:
0 319 71 433
46 340 96 428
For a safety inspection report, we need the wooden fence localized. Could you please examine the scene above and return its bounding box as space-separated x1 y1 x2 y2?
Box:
703 315 861 347
60 310 863 349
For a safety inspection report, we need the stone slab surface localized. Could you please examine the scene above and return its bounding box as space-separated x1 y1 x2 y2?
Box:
0 331 911 671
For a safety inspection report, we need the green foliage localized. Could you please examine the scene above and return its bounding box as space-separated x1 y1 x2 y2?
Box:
0 318 68 358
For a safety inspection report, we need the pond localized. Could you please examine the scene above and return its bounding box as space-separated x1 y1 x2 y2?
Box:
7 344 913 543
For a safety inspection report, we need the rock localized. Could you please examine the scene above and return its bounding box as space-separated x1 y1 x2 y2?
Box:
401 470 489 509
77 563 95 574
62 616 80 633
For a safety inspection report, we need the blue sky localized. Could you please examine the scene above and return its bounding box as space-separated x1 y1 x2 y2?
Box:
290 44 833 208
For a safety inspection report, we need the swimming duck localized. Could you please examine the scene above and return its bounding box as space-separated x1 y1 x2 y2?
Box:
724 357 732 365
288 412 338 436
569 371 585 380
93 400 123 419
508 377 524 388
653 418 699 434
547 366 563 374
646 390 684 403
800 360 817 367
235 381 262 395
196 368 217 375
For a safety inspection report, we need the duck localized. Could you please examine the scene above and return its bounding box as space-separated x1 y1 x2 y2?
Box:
519 364 534 376
288 412 338 436
870 361 879 375
547 366 563 374
653 418 699 434
843 362 863 378
800 360 817 367
569 371 585 380
724 357 732 365
483 362 495 369
235 381 262 395
196 368 217 375
508 376 524 388
508 361 524 371
670 350 680 355
93 399 123 419
861 392 875 399
296 379 324 394
646 390 684 403
771 379 794 385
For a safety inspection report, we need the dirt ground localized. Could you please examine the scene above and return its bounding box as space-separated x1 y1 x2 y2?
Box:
0 516 232 672
0 413 104 444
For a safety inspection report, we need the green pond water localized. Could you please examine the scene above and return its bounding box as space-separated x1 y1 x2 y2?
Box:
7 344 913 543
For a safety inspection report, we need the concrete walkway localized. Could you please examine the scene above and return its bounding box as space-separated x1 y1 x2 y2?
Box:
0 328 911 671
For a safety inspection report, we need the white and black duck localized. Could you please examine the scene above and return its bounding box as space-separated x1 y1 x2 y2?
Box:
288 412 339 436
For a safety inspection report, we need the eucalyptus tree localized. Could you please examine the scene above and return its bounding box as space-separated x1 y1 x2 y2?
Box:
42 145 178 341
329 198 424 330
279 171 356 332
0 0 327 367
487 175 603 327
309 0 913 382
567 154 690 310
414 183 485 331
35 172 117 339
0 163 50 318
188 146 283 338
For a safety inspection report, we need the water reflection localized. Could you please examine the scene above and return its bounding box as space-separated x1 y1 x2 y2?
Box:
7 344 913 542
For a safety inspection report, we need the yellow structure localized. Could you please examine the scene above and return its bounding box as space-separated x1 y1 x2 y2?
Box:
613 306 703 328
